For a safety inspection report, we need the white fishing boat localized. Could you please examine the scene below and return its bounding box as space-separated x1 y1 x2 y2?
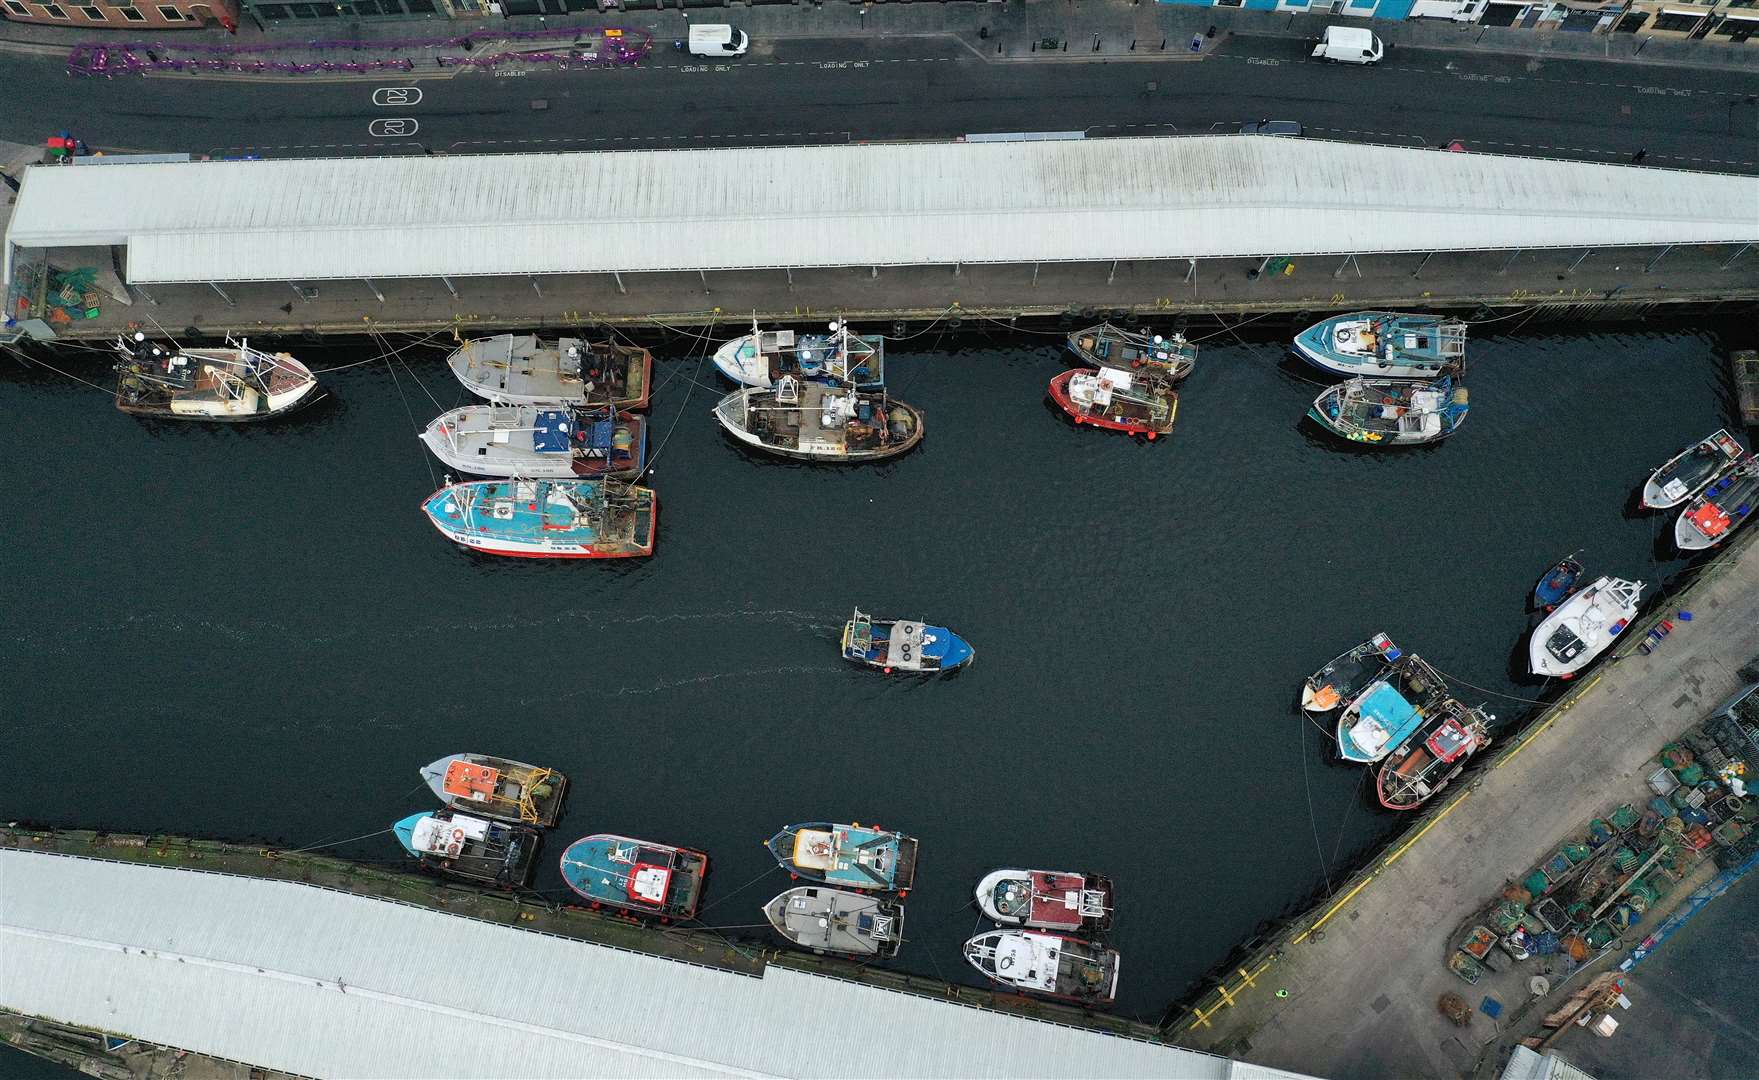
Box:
962 930 1120 1005
448 334 651 409
711 317 884 388
1641 430 1745 509
113 332 322 421
419 404 646 480
1528 576 1644 678
1675 457 1759 551
1292 311 1465 379
714 377 923 462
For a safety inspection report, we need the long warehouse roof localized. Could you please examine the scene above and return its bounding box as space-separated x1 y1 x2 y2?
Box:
5 136 1754 285
0 849 1313 1080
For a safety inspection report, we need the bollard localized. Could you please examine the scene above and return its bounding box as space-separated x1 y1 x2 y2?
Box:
1160 37 1167 50
1131 39 1136 50
1031 41 1037 52
1063 40 1068 51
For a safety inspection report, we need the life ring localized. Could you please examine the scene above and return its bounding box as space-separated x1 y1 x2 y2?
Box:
1382 397 1396 406
452 828 465 842
999 954 1015 971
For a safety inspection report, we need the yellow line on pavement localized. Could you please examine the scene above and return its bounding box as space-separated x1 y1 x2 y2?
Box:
1494 673 1601 770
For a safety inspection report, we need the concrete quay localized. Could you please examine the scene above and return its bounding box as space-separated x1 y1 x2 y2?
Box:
1170 526 1759 1079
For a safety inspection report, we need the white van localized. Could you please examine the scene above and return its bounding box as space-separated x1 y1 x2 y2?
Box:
677 24 750 58
1311 26 1384 64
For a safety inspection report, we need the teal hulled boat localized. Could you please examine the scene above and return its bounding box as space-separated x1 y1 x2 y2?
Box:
392 809 541 888
1335 655 1448 764
558 833 710 919
766 822 919 893
1293 311 1466 379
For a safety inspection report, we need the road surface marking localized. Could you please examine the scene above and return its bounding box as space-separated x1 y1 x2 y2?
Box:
371 86 422 107
367 118 419 138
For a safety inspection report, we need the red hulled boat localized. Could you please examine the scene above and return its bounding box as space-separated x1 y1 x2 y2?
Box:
1049 367 1177 438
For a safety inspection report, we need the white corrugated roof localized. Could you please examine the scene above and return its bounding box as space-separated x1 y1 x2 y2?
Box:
0 849 1311 1080
5 137 1753 285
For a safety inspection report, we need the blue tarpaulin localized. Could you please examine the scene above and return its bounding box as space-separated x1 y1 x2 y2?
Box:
532 410 572 454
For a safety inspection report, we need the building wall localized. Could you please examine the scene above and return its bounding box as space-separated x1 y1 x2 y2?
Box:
1599 0 1759 41
1 0 235 27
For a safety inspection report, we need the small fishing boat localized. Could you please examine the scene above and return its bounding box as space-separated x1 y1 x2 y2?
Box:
420 405 646 480
113 332 322 421
963 930 1121 1006
841 608 974 673
1048 367 1177 438
448 334 651 410
762 886 905 958
1307 372 1468 446
1532 552 1585 612
558 833 710 920
1528 576 1644 678
421 478 656 559
974 870 1114 934
713 378 922 462
1292 311 1466 379
712 317 884 388
1302 633 1401 713
419 754 567 827
765 822 919 893
1675 458 1759 551
1336 654 1448 764
1376 701 1494 811
392 809 540 888
1640 430 1745 510
1066 323 1197 384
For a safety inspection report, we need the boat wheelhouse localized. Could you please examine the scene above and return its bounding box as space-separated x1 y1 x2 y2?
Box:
975 869 1114 933
1376 701 1493 811
762 886 904 958
1292 312 1466 379
712 317 884 389
1307 373 1468 446
1675 458 1759 551
1335 654 1448 764
420 405 647 481
1302 633 1400 713
558 833 710 920
1049 367 1177 437
1528 575 1644 678
113 333 322 421
420 754 567 827
448 334 651 410
392 809 540 888
713 378 922 462
963 930 1120 1005
1066 323 1197 384
421 478 657 559
1641 430 1746 510
841 608 974 673
765 822 919 893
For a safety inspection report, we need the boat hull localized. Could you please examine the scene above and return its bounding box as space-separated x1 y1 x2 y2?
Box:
420 754 568 827
714 388 924 462
962 930 1121 1006
765 822 919 892
117 379 326 423
763 886 905 958
1301 634 1399 713
1048 369 1176 437
974 868 1114 933
1292 312 1461 380
420 408 648 481
558 834 710 920
1528 576 1643 677
1640 430 1744 509
421 480 657 559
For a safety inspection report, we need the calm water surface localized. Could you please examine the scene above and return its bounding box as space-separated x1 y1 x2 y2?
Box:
2 319 1743 1021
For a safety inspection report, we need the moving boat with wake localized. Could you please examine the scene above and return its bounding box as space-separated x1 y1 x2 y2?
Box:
558 833 710 920
1528 575 1643 678
1066 323 1197 383
449 334 651 410
1675 457 1759 551
419 754 567 827
712 317 884 388
765 822 919 893
1293 311 1466 379
975 869 1114 933
392 809 540 888
841 608 974 673
963 930 1121 1005
113 332 322 421
1640 430 1745 510
1307 371 1468 446
763 886 905 958
1376 700 1494 811
714 377 922 462
420 405 646 480
1049 366 1177 438
1335 654 1448 764
421 478 656 559
1302 633 1401 712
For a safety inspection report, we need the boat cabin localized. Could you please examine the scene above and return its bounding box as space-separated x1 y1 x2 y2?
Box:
989 871 1111 932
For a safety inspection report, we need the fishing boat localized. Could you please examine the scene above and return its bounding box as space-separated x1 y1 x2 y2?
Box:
841 608 974 674
1336 654 1448 764
112 332 322 421
1292 311 1466 379
974 870 1114 934
1376 701 1494 811
765 822 919 893
1307 372 1468 446
712 317 884 388
421 478 656 559
448 334 651 410
713 378 922 462
419 405 646 480
1302 633 1401 712
558 833 710 920
962 930 1121 1006
392 809 540 888
1532 552 1585 612
1066 323 1197 384
1640 430 1745 510
1528 576 1644 678
419 754 567 827
1675 458 1759 551
1048 367 1177 438
762 886 905 958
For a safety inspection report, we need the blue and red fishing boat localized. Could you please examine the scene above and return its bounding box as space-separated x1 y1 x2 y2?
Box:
559 834 709 920
1532 551 1585 612
422 478 656 559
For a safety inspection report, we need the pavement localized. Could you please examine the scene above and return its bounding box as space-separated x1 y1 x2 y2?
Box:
1171 526 1759 1080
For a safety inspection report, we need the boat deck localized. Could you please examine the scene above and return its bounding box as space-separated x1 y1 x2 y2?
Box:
1733 351 1759 426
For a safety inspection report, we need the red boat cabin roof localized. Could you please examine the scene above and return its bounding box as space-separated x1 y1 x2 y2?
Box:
443 760 499 802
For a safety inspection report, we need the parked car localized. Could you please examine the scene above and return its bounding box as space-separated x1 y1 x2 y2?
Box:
1240 120 1304 137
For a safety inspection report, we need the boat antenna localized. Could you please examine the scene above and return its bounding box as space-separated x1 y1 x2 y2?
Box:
142 311 187 353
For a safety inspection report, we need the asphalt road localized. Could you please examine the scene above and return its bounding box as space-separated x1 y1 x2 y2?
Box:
4 29 1758 170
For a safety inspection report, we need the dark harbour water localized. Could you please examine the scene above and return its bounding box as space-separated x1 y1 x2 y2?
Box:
2 317 1749 1027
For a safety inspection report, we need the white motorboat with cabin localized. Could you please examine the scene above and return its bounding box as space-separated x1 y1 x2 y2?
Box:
1528 576 1643 678
711 317 884 388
